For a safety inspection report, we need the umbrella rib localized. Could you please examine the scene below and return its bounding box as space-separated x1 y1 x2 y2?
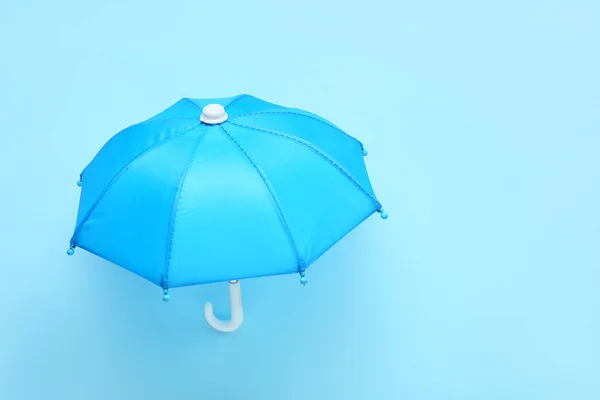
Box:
81 117 199 176
227 121 382 210
219 125 306 272
183 94 250 111
228 110 363 147
70 123 203 245
224 94 250 109
162 125 209 289
182 98 201 109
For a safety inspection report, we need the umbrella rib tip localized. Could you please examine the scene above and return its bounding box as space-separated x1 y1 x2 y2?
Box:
379 208 388 219
299 271 308 285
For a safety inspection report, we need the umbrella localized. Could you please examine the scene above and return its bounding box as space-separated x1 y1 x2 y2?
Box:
67 94 387 332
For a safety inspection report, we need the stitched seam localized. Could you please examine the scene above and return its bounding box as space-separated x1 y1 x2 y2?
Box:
228 107 284 116
140 116 198 124
219 124 306 270
224 94 249 109
183 98 202 110
229 110 361 145
82 117 199 175
71 123 202 245
162 125 209 289
184 94 249 112
228 121 381 209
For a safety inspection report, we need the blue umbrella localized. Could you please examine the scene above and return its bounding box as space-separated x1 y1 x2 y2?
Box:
67 94 387 332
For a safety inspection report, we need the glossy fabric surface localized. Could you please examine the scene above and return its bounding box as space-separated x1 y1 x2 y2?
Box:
71 94 382 288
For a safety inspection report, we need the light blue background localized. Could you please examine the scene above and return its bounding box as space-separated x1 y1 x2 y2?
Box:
1 1 599 399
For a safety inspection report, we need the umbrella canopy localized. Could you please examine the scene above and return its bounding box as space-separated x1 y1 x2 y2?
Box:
68 94 386 331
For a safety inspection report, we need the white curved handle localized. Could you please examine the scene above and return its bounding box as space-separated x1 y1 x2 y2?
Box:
204 280 243 332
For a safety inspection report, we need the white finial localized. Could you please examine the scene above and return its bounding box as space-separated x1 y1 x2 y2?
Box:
200 104 228 125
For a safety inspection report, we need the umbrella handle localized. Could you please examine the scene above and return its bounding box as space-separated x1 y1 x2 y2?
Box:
204 280 243 332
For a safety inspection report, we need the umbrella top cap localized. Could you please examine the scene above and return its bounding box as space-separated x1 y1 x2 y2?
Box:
200 104 228 125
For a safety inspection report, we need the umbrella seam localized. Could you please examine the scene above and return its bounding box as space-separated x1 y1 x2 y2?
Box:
183 94 249 111
219 124 306 271
228 121 382 210
224 94 250 109
229 110 363 147
182 98 201 109
81 117 200 175
162 125 209 289
70 123 202 246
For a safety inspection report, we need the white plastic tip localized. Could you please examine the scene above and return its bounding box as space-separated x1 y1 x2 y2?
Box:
200 104 228 125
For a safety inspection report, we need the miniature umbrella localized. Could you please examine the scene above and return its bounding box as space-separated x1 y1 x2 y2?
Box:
67 94 387 332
